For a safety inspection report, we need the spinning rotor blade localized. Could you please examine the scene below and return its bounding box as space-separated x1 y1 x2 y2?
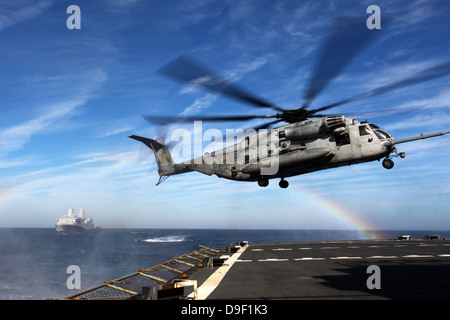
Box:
321 60 450 110
251 119 284 131
143 114 276 125
157 55 285 112
149 17 443 129
303 17 388 107
345 105 425 119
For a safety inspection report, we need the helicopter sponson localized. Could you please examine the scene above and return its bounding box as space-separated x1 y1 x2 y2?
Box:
279 115 346 140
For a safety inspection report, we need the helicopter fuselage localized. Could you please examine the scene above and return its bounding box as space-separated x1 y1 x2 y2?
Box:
179 116 394 184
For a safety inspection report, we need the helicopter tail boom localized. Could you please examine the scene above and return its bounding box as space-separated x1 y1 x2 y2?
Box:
129 135 188 181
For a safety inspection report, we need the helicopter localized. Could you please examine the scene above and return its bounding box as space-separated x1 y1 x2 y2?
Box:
129 18 450 188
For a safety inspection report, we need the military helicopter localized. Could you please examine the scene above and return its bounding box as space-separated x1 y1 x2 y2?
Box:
130 18 450 188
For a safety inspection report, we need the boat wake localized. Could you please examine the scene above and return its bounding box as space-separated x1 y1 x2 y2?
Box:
135 235 187 243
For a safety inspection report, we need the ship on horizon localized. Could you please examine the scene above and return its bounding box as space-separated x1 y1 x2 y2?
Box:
55 208 101 235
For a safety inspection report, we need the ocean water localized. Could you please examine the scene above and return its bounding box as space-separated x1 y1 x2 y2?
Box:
1 228 449 300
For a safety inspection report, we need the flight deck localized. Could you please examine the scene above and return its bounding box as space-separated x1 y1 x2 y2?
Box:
189 238 450 300
62 237 450 300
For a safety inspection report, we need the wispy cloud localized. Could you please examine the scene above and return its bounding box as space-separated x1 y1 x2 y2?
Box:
105 0 138 7
0 68 108 156
223 56 269 81
95 115 143 138
0 156 33 169
179 94 217 117
387 0 446 27
382 88 450 131
361 59 446 90
0 0 52 32
0 99 81 154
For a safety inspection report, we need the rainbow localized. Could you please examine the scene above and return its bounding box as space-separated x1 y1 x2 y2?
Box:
287 185 383 239
0 187 17 203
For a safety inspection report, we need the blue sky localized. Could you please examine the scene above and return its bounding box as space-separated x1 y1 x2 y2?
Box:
1 0 450 231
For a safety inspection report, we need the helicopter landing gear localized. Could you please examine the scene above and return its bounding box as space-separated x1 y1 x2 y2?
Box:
258 178 269 187
279 178 289 189
382 158 394 169
382 148 406 169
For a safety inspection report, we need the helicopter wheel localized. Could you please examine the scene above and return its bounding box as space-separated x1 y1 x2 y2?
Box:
279 179 289 189
382 158 394 169
258 178 269 187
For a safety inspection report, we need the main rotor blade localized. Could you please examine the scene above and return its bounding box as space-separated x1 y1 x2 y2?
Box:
218 119 285 146
321 60 450 110
157 55 285 112
345 104 425 119
306 104 336 115
303 17 388 107
251 119 284 131
143 114 276 125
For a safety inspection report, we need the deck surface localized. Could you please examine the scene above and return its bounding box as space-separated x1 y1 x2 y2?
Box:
189 239 450 300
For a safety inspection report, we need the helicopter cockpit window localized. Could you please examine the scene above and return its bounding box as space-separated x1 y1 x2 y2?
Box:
374 130 390 140
359 125 371 136
369 123 380 130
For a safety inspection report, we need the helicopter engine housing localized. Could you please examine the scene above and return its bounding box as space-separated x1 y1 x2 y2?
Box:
280 116 345 140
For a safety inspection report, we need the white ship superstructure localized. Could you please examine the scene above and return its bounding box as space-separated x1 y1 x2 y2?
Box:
56 208 101 234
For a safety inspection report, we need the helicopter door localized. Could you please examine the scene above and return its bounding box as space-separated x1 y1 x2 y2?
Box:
356 124 378 157
358 125 373 143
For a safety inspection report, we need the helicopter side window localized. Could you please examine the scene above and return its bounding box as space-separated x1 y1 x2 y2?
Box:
359 125 371 136
335 132 350 146
240 136 250 148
